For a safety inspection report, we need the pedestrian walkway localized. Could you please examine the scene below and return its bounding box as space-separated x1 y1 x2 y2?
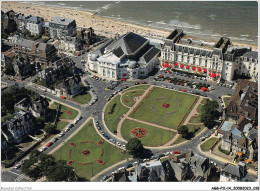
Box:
117 86 153 139
183 96 203 126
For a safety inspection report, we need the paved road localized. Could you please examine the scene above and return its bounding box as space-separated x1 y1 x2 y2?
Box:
1 168 31 182
1 66 240 182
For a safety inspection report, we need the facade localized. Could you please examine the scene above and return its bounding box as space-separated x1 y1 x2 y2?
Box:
220 162 247 182
26 16 45 35
55 75 82 98
76 27 96 44
226 79 258 123
13 55 35 76
218 118 258 161
1 10 17 33
14 38 57 66
48 16 76 39
59 36 82 56
167 151 212 182
88 32 160 80
135 160 166 181
161 29 258 82
1 111 34 144
30 94 50 119
1 54 12 74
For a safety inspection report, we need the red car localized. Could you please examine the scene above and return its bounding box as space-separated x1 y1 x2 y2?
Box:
77 53 81 56
60 96 66 99
173 151 180 154
46 142 52 147
181 89 187 92
141 81 147 84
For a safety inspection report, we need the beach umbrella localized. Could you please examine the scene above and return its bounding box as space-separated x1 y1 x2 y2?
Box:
197 68 201 71
203 69 207 73
186 65 189 69
217 74 220 78
211 73 216 78
192 66 196 70
180 64 184 68
175 63 178 67
164 63 169 68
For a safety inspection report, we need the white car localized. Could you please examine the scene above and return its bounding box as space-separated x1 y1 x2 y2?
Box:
58 132 65 138
39 146 47 152
14 164 21 169
65 128 70 132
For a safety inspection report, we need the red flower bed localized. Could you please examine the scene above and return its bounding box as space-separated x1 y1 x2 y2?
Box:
124 98 129 103
81 149 91 156
68 149 72 158
67 160 74 166
162 103 170 108
131 128 148 138
96 159 105 165
77 162 93 165
100 147 104 156
66 110 72 115
97 140 104 146
69 142 76 147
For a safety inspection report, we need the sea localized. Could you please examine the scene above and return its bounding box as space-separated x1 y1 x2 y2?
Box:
23 1 258 45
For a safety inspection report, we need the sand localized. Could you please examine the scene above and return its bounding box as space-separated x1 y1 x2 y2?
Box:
1 1 258 51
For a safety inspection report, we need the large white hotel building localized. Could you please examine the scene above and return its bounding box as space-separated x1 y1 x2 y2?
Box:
161 29 258 82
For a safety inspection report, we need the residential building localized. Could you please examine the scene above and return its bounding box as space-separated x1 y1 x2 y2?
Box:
135 160 166 181
161 29 258 82
26 16 45 35
55 75 82 98
1 53 12 74
48 16 76 39
220 162 247 182
13 55 35 76
88 32 160 80
218 117 258 161
1 10 17 33
1 110 35 144
13 38 57 66
226 79 258 123
30 94 50 119
167 151 212 181
76 27 95 44
1 135 10 159
14 13 32 31
58 36 82 56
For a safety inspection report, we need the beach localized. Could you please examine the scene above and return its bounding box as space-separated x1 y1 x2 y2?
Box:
1 1 258 51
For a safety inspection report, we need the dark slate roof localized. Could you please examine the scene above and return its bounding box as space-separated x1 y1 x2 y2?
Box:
222 164 241 177
243 51 258 60
106 32 148 55
248 128 258 141
28 16 44 24
113 46 124 58
113 171 130 182
1 123 13 139
141 46 160 63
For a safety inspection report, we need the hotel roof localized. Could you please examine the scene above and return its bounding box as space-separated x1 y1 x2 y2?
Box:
50 16 75 25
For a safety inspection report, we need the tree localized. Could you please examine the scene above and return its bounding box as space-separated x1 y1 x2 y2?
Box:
44 123 56 134
126 138 144 158
35 117 45 128
177 125 189 139
201 100 219 128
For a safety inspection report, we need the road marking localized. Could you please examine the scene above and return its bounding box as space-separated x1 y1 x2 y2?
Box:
8 170 21 176
15 174 25 182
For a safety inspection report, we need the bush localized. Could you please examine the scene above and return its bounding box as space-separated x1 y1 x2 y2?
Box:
108 103 117 114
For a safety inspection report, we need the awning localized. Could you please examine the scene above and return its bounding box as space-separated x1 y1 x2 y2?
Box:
175 63 178 67
237 152 242 156
180 64 184 68
121 78 126 81
211 73 216 78
209 73 211 76
217 74 220 78
186 65 189 69
197 68 201 71
192 66 196 70
203 69 207 73
169 64 172 68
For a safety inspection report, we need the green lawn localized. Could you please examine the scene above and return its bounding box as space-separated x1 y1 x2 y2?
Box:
52 119 130 180
223 97 232 108
201 98 209 105
104 95 129 134
123 85 149 92
131 87 197 129
121 89 145 107
50 102 78 120
189 115 202 124
56 121 69 131
121 119 175 147
200 137 218 151
70 90 92 104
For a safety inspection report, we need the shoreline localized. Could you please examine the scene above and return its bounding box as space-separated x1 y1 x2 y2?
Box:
1 1 258 51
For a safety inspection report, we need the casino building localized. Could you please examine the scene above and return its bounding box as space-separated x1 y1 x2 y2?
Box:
88 32 160 80
160 29 258 82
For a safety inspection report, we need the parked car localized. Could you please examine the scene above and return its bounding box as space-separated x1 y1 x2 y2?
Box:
39 146 47 152
141 81 147 84
46 142 52 147
200 137 206 142
173 151 180 154
135 82 140 85
69 124 74 128
14 163 21 169
58 132 65 138
51 137 58 143
125 163 133 169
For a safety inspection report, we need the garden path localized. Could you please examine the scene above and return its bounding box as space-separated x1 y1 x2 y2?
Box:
117 86 153 139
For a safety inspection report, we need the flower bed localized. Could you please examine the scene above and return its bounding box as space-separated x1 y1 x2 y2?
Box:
66 110 72 115
69 142 76 147
100 147 104 156
130 127 148 138
97 140 104 146
68 149 72 158
67 160 74 166
124 98 129 103
129 102 143 117
81 149 91 156
145 87 154 99
162 103 170 108
96 159 105 165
